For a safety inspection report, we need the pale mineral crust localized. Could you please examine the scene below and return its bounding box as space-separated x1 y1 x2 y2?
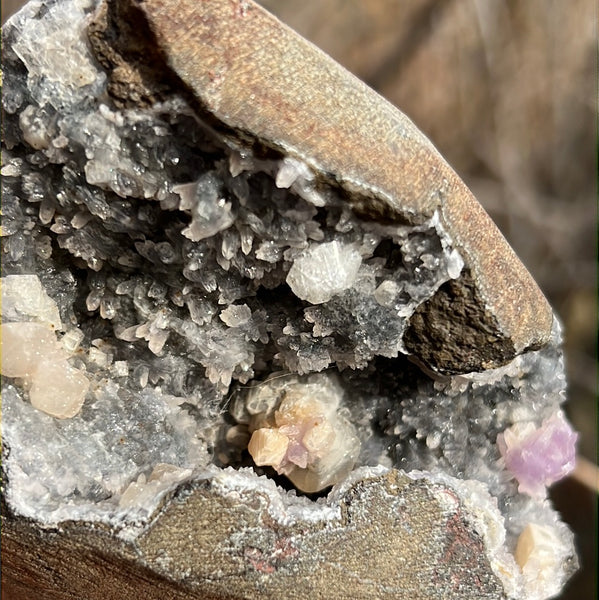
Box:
1 1 578 599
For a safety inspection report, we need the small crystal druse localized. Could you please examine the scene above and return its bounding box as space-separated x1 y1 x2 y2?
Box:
1 1 577 598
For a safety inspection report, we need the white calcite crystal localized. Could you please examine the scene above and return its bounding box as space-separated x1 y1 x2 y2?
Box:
286 241 362 304
515 523 571 600
1 322 89 419
1 273 89 419
12 0 105 109
2 273 63 329
374 279 401 308
0 2 578 597
119 463 193 511
61 327 85 353
275 157 312 190
1 322 61 378
30 360 89 419
220 304 252 327
175 174 236 242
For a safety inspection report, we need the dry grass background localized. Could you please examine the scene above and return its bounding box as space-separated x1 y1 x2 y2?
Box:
2 1 597 598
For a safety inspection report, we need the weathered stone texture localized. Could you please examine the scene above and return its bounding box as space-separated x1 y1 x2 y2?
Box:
91 0 553 374
2 471 506 600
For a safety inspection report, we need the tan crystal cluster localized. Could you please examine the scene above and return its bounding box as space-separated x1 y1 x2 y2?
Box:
233 373 360 493
1 275 89 419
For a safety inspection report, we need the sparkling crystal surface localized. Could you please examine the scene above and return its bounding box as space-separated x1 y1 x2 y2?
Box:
0 2 577 597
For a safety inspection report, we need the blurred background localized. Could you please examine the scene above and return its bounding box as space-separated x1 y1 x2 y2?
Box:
2 0 597 598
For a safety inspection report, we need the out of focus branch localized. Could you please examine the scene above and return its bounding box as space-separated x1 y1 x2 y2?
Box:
572 455 599 493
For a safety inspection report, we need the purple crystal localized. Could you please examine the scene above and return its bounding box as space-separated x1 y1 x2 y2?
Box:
497 411 578 498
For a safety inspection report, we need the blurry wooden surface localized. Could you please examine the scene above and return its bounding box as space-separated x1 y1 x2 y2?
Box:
1 0 22 21
2 1 596 599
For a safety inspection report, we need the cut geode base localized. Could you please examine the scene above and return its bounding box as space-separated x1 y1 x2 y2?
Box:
1 1 578 599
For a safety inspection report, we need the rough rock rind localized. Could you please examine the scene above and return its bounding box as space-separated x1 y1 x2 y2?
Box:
403 269 518 374
91 0 553 373
2 470 508 600
1 2 578 599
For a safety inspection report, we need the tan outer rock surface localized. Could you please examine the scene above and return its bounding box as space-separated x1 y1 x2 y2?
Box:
117 0 553 374
1 470 507 599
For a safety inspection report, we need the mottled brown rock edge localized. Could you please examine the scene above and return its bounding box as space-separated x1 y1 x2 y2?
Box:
1 471 508 600
88 0 553 374
404 269 517 373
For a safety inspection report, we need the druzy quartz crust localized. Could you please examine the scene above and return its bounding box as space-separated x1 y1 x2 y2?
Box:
1 1 578 599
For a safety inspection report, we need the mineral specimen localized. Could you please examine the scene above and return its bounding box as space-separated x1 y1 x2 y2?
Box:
1 274 90 419
1 321 89 419
515 522 571 600
1 1 578 599
286 241 363 305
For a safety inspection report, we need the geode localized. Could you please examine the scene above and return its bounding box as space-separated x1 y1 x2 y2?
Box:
1 1 578 599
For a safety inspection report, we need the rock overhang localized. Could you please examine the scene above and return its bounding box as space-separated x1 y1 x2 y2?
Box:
89 0 554 375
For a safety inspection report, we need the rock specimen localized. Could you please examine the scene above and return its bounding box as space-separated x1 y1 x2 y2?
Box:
1 1 578 599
